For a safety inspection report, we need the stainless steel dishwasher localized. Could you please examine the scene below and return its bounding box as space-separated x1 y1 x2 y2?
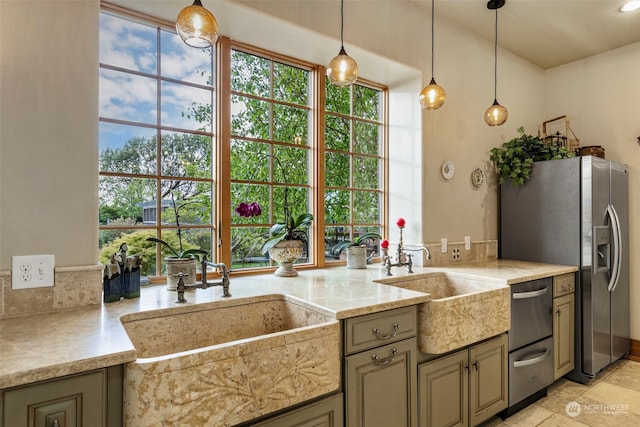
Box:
502 277 554 417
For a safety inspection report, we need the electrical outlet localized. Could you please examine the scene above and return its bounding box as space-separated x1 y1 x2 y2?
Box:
12 255 55 289
441 238 448 253
452 248 461 260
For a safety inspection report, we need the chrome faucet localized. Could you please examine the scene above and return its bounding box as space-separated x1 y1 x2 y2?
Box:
175 256 231 303
382 225 414 276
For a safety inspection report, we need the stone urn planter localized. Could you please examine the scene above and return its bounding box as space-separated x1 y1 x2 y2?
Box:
268 240 303 277
346 245 367 269
165 257 197 290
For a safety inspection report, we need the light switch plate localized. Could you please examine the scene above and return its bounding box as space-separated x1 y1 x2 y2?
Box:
441 238 448 253
12 255 55 289
464 236 471 250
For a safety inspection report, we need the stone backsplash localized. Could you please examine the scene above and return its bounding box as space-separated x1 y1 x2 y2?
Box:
0 265 103 318
418 239 498 266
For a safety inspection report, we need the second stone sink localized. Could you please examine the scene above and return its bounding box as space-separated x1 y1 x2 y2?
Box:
377 273 510 354
120 294 340 427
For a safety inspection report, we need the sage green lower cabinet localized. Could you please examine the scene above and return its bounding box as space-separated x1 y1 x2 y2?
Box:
250 393 344 427
345 338 418 427
418 334 508 427
1 366 122 427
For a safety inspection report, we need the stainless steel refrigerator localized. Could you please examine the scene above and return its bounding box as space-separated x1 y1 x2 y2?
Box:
500 156 630 384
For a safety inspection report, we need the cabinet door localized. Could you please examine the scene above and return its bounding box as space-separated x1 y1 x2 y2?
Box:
418 349 468 427
252 393 343 427
554 293 575 379
3 370 105 427
345 338 417 427
469 334 508 426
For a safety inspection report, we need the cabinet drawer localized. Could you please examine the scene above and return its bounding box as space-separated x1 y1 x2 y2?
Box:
553 273 575 297
344 306 417 355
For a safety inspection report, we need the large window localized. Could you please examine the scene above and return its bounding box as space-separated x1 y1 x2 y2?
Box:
98 7 386 278
98 10 215 278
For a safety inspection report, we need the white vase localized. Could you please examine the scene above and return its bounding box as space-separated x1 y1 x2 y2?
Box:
268 240 303 277
346 245 367 269
165 257 197 290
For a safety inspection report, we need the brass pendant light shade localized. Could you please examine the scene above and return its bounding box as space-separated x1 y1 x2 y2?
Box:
327 0 358 86
485 0 508 126
419 0 446 110
176 0 219 48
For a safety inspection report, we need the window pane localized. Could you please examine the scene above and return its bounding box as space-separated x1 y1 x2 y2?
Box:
353 85 381 121
274 62 309 105
161 81 212 132
354 191 380 224
231 50 269 97
354 226 381 258
99 228 157 277
325 115 350 151
325 152 350 188
354 121 380 155
353 156 379 189
99 68 157 124
273 104 309 145
325 189 350 224
230 140 270 181
159 181 212 226
161 132 212 178
231 184 269 225
273 146 309 185
158 228 212 270
231 227 270 269
160 29 212 85
99 176 156 225
325 77 350 115
231 95 270 139
99 123 157 175
324 225 351 261
99 13 157 74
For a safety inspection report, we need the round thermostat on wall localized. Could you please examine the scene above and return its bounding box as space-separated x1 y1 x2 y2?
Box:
471 168 485 187
441 161 455 180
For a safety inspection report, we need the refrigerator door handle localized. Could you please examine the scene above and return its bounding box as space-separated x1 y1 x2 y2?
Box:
606 204 621 292
609 204 623 292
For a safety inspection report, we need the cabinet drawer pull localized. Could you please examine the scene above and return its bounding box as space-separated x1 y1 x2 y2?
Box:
372 323 399 340
371 348 398 366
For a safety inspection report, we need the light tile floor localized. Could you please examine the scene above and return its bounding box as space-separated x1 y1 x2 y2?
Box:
481 359 640 426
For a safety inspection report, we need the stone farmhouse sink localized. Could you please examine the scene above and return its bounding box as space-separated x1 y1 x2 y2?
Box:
377 273 510 354
120 295 340 427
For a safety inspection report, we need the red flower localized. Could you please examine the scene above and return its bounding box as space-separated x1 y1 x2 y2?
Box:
380 239 390 249
396 217 406 227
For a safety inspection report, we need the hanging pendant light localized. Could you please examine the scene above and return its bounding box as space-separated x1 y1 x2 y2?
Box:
176 0 219 48
419 0 446 110
484 0 508 126
327 0 358 86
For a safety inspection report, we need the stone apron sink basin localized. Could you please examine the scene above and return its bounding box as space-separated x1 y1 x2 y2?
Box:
377 273 510 354
120 294 340 426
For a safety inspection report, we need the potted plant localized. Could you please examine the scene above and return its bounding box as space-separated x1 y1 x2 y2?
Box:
490 126 574 186
146 194 209 290
234 153 313 277
331 232 382 269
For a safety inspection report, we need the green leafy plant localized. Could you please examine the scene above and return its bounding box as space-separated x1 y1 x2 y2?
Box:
490 126 575 186
146 194 209 260
331 232 382 256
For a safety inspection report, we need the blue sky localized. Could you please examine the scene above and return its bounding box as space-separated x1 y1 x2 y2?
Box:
98 13 214 153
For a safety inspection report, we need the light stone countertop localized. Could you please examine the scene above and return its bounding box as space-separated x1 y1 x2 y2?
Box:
0 259 577 390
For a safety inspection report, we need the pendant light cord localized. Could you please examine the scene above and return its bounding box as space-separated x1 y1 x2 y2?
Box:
341 0 345 48
431 0 435 78
493 7 498 100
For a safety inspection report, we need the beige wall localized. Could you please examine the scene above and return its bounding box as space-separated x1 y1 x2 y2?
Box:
0 1 636 338
544 42 640 340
